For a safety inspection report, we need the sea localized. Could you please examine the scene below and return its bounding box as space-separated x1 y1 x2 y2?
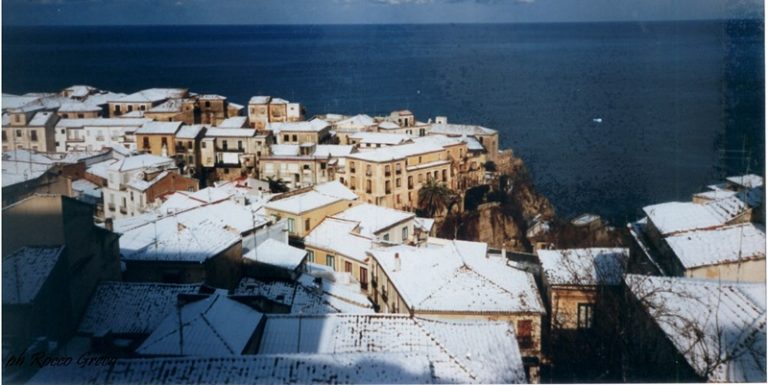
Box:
2 20 764 224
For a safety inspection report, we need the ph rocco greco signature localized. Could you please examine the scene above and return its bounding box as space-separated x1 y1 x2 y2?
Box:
4 352 117 368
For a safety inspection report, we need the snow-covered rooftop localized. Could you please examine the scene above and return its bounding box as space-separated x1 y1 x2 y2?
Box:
312 144 355 157
217 116 248 128
268 144 299 156
643 202 727 236
119 214 241 263
378 121 401 130
305 218 372 263
86 159 119 180
350 132 412 145
346 142 445 162
258 314 527 384
147 98 185 113
244 238 306 271
727 174 764 189
429 123 497 136
334 114 376 130
248 95 271 104
57 100 102 112
204 127 258 138
57 117 150 128
269 119 329 133
3 246 64 305
1 159 52 187
175 124 205 139
114 88 187 103
332 203 414 237
265 182 356 215
369 240 544 314
109 154 175 172
137 294 264 356
235 274 374 315
664 223 765 269
538 248 629 286
78 281 200 335
135 121 182 135
29 354 434 385
625 274 766 382
28 111 56 126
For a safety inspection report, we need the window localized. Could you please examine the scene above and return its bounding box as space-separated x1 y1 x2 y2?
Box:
130 192 134 202
326 254 335 269
205 101 211 108
115 105 121 113
385 180 391 194
359 267 368 290
408 176 413 189
140 105 146 111
418 174 424 183
14 115 20 123
292 134 297 142
142 137 150 150
366 165 372 176
62 113 69 118
345 261 352 273
305 218 311 232
383 234 390 241
283 134 289 142
307 250 314 263
238 140 243 150
201 141 207 149
222 141 228 150
350 162 356 173
127 105 133 112
402 226 408 240
2 131 6 141
77 113 84 119
396 178 401 188
161 137 168 148
366 179 372 194
287 218 295 234
516 320 533 349
577 303 594 329
442 169 447 181
16 130 22 138
396 163 402 174
385 165 391 176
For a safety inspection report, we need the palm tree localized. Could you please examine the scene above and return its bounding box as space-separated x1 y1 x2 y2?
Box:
418 178 457 218
266 176 289 193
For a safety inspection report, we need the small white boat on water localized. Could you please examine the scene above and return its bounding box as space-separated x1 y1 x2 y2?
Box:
592 118 603 123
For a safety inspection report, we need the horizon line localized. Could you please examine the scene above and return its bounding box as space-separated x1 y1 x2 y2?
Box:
2 17 762 28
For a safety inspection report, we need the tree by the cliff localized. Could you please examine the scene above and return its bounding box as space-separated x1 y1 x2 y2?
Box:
266 176 289 193
418 178 457 218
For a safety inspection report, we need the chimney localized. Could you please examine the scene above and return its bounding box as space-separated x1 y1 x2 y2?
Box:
104 218 114 232
394 253 401 272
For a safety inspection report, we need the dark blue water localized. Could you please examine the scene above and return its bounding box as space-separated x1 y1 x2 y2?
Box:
3 21 764 224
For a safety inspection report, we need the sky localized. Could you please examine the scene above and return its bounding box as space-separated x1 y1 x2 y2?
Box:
1 0 764 26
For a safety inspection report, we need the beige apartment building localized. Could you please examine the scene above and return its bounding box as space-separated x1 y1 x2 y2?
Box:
108 88 188 117
341 142 452 211
248 96 304 129
200 128 272 181
270 119 331 145
2 110 59 152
